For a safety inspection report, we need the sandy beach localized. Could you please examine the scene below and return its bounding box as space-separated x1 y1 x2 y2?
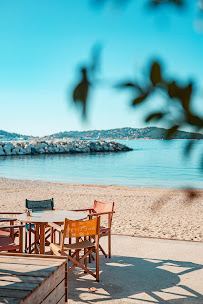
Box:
0 177 202 242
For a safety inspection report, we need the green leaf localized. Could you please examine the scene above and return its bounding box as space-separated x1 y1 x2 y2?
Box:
185 140 195 156
150 61 162 86
166 125 179 139
72 68 90 118
145 112 163 122
132 94 148 106
116 82 136 88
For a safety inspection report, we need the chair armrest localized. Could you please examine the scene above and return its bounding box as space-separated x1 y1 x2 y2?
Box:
48 222 63 232
0 218 17 222
0 224 25 229
73 209 94 212
89 211 115 217
0 212 22 215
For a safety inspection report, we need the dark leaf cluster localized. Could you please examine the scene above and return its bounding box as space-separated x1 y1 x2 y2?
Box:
116 60 203 167
72 45 101 119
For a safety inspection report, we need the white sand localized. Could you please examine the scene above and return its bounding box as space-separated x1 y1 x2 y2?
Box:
0 177 202 242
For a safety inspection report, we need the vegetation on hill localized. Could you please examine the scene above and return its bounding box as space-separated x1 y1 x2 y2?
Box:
0 130 31 140
46 127 203 140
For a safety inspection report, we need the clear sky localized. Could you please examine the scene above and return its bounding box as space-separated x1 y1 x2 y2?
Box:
0 0 202 136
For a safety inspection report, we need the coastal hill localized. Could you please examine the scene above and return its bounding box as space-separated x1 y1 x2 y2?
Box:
46 127 203 140
0 127 203 141
0 130 32 141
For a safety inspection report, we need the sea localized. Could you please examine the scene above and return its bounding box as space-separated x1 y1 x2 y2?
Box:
0 140 202 189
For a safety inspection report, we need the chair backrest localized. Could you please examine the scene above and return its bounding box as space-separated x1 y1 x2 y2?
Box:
63 217 100 239
93 200 114 222
25 198 54 211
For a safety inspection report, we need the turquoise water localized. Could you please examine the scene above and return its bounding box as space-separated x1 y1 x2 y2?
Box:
0 140 202 189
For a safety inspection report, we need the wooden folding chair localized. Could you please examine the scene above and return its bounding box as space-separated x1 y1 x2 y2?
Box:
25 198 56 253
48 217 100 282
74 200 115 258
0 216 24 253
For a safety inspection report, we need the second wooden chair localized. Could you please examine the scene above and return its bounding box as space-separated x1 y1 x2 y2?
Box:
25 198 55 253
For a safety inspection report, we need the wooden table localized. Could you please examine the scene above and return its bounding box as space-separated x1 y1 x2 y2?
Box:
17 210 87 254
0 252 67 304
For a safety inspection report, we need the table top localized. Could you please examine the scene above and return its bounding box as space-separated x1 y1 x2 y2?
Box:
17 210 87 224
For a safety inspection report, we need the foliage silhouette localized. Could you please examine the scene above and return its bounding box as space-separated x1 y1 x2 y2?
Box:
71 0 203 168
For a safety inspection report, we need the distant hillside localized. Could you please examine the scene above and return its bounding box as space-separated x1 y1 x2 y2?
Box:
0 130 32 141
0 127 202 141
46 127 203 140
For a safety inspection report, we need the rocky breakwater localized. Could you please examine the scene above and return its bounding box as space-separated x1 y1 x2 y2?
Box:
0 140 132 156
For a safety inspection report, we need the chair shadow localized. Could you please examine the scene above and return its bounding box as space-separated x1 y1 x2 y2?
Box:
68 255 203 303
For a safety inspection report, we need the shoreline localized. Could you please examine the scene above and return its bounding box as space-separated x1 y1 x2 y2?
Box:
0 177 202 242
1 176 202 192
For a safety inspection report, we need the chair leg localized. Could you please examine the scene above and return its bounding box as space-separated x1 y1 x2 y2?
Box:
25 230 27 252
69 238 72 256
99 244 107 258
108 232 111 259
89 236 92 263
29 224 32 254
19 226 23 253
84 237 87 273
76 237 79 261
95 240 99 282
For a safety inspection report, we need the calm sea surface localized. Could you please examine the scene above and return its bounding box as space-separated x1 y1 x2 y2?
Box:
0 140 202 189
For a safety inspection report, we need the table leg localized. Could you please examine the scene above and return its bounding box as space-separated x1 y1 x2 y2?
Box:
40 224 45 254
35 224 40 254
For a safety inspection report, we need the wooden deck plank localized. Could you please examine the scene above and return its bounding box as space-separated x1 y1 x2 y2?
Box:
20 264 66 304
0 269 54 277
0 289 29 298
0 252 67 260
0 256 62 267
0 280 38 290
0 275 44 284
0 297 20 304
56 295 66 304
41 280 65 304
0 254 67 303
0 263 57 274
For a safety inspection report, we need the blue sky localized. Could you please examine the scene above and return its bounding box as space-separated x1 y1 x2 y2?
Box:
0 0 202 136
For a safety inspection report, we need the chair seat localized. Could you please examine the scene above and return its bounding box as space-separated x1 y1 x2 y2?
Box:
0 236 19 251
50 240 95 251
0 229 10 237
25 223 35 230
0 227 19 234
100 226 110 234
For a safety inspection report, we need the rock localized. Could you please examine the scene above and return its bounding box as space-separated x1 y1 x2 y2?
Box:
12 148 20 154
0 146 5 155
59 146 65 153
5 143 15 149
53 147 59 153
3 143 15 155
25 146 31 154
108 144 114 152
19 148 27 154
0 139 132 156
31 147 37 154
38 143 47 149
38 148 45 154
